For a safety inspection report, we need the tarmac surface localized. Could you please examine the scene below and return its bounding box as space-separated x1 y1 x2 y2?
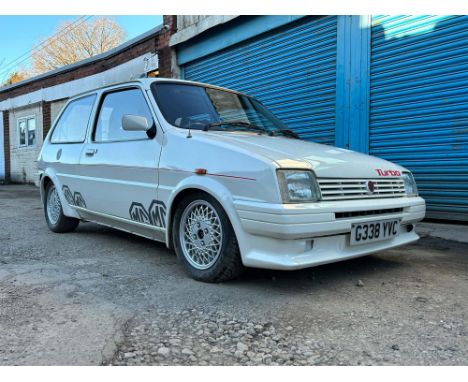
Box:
0 185 467 365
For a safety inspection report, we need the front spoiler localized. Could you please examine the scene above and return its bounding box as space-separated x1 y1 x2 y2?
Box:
231 196 425 270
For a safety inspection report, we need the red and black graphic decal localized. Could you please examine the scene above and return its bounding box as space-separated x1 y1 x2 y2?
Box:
62 185 87 208
129 200 166 229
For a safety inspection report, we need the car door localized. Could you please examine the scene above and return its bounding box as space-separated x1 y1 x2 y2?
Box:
77 86 164 240
44 94 97 206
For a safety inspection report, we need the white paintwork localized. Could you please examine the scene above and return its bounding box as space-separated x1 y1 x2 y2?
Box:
122 115 150 132
37 78 426 271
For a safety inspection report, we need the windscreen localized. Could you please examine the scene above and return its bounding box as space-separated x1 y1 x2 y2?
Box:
151 82 288 132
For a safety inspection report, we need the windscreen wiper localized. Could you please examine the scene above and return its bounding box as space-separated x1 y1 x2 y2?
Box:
268 128 300 139
203 121 268 133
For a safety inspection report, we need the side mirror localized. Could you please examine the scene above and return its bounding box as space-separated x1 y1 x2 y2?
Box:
122 114 149 132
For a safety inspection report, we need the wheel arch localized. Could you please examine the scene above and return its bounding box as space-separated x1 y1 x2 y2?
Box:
39 169 80 219
164 179 244 252
40 175 53 204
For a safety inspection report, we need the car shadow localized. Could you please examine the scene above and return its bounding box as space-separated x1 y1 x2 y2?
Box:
238 254 406 289
76 221 161 240
74 221 173 254
75 221 409 289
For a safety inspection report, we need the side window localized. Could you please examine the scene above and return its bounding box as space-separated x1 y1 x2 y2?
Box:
17 116 36 147
94 88 154 142
51 95 96 143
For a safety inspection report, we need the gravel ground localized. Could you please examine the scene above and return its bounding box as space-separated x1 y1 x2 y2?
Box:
0 185 467 365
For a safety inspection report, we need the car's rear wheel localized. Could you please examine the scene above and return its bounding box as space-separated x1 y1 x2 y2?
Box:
173 192 243 282
44 182 79 233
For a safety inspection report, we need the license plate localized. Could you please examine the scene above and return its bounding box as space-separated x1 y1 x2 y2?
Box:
350 219 400 246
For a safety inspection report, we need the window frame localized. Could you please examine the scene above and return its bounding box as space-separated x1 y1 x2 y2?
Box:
92 86 156 144
48 93 97 145
151 81 288 132
17 115 37 148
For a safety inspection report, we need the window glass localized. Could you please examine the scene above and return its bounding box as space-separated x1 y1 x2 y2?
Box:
17 117 36 147
94 88 153 142
18 120 26 146
152 83 288 132
51 95 96 143
152 84 218 128
27 118 36 146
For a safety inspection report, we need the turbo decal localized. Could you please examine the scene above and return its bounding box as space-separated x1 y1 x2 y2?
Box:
61 185 87 208
375 169 401 177
129 200 167 228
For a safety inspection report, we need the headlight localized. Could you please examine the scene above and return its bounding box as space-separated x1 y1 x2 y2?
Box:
402 172 418 196
277 170 320 203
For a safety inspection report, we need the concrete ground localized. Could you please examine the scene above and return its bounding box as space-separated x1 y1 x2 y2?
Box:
417 221 468 244
0 184 467 366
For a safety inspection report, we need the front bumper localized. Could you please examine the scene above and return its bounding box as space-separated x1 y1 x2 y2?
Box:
233 196 425 270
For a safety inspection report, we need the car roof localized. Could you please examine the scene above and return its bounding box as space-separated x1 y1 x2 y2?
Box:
68 77 248 101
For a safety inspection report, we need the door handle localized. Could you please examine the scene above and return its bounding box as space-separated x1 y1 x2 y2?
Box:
85 148 98 156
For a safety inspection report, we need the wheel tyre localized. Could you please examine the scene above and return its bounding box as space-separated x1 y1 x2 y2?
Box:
173 192 244 283
44 182 79 233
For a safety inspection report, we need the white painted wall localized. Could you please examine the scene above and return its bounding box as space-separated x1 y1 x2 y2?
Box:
0 112 4 180
9 104 43 185
50 99 68 127
170 16 238 46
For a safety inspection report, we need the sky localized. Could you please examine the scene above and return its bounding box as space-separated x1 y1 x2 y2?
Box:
0 15 163 82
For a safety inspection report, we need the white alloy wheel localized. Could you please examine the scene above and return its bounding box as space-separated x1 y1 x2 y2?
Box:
47 185 62 225
179 200 223 270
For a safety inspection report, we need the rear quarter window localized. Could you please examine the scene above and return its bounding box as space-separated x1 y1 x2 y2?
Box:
50 95 96 143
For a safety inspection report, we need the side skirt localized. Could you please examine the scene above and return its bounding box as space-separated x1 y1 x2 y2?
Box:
74 206 166 242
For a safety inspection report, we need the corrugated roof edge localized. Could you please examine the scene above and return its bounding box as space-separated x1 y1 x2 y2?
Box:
0 24 163 94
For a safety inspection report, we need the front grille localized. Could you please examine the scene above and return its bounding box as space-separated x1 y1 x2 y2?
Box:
318 178 406 201
335 208 404 219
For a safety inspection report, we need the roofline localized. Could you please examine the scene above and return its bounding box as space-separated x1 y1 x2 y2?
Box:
66 79 146 99
0 24 163 94
64 78 252 102
149 78 248 96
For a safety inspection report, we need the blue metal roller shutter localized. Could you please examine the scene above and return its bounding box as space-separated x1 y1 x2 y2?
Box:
369 15 468 221
183 16 338 145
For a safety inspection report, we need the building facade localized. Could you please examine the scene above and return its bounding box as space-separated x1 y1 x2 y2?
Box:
0 21 175 185
167 15 468 221
1 15 467 222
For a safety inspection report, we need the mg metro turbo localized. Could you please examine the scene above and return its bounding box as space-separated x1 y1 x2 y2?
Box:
38 78 426 282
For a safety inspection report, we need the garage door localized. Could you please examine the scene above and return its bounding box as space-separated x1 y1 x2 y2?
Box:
183 16 338 145
369 15 468 221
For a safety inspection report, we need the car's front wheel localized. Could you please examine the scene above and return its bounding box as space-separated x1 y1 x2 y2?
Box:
44 182 79 233
173 192 243 282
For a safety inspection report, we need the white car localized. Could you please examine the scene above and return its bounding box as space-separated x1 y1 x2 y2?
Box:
38 78 426 282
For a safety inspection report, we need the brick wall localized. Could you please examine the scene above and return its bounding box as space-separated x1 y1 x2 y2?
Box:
42 101 51 139
2 110 10 183
158 16 178 77
0 31 161 103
